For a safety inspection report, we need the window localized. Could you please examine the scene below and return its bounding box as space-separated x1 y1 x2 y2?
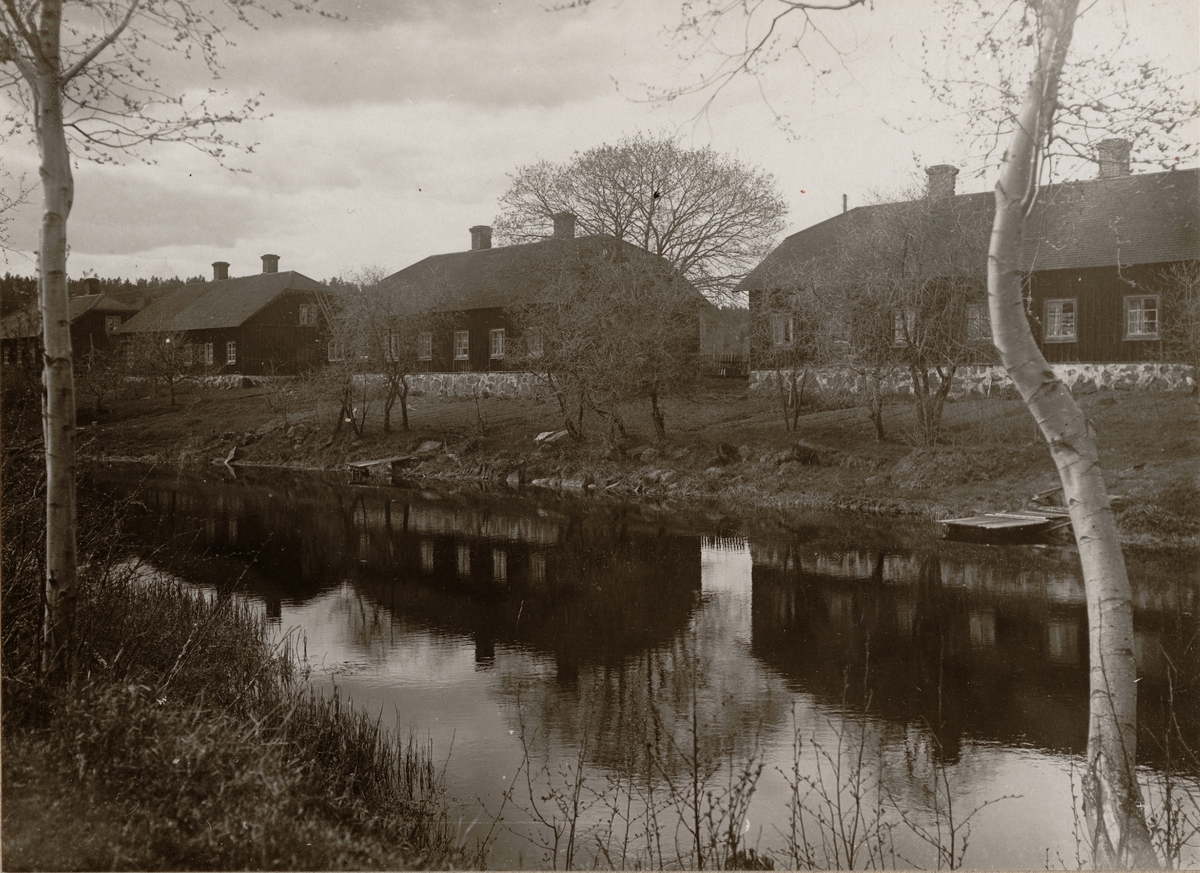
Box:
492 549 507 583
456 543 471 576
299 304 315 325
226 341 237 365
1125 295 1159 339
489 328 505 359
420 540 434 574
526 327 543 358
418 331 432 361
966 304 991 341
201 342 214 365
183 343 194 365
893 308 916 347
327 341 344 362
387 332 401 362
105 315 121 334
771 313 794 347
453 330 469 361
1044 299 1077 342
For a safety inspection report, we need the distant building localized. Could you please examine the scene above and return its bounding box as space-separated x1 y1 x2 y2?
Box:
1 277 138 369
115 255 328 376
740 141 1199 366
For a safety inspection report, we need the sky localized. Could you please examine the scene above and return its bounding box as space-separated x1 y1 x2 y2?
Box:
1 0 1197 287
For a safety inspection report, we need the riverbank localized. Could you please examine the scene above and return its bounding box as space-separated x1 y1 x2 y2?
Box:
0 453 471 870
71 378 1199 547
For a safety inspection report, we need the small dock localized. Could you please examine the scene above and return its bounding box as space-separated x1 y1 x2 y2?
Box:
347 456 418 480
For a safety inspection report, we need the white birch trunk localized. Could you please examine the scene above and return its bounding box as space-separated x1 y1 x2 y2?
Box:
988 0 1154 865
33 0 79 681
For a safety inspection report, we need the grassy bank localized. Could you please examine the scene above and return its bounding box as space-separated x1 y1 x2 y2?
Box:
64 376 1200 547
1 453 469 870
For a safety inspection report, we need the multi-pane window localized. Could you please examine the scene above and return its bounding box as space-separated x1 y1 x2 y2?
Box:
893 308 916 347
1044 299 1076 342
226 341 237 365
526 327 543 358
453 330 469 361
299 304 315 325
1125 295 1159 339
489 328 505 359
456 543 471 576
418 331 432 361
966 304 991 341
387 332 401 361
105 315 121 334
492 548 507 583
771 313 794 347
201 342 214 365
327 341 344 362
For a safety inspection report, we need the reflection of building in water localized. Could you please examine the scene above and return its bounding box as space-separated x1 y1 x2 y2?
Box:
748 533 1200 766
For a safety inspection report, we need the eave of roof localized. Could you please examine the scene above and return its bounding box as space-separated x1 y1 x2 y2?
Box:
116 271 325 333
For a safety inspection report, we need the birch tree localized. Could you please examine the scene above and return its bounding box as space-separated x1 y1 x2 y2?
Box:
0 0 314 683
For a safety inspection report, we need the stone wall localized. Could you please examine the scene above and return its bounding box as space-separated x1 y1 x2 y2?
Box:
749 362 1195 400
352 371 546 400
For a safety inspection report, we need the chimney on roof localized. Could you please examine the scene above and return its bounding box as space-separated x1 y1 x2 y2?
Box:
470 225 493 251
925 164 959 199
261 254 280 274
1097 138 1131 178
83 277 101 296
212 261 230 281
552 211 576 240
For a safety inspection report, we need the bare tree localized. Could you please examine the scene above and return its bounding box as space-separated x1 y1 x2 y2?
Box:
343 266 449 434
750 297 821 432
74 346 124 414
121 324 202 406
494 133 788 301
514 239 705 441
812 184 993 446
0 0 316 681
1157 261 1200 407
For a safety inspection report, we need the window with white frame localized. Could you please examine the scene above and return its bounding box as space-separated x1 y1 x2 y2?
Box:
771 313 794 347
201 342 214 365
893 308 916 347
489 328 505 359
327 341 344 362
387 332 401 361
1125 295 1159 339
453 330 469 360
1044 299 1077 342
456 543 471 576
526 327 543 358
966 303 991 341
226 340 237 365
105 315 121 334
418 331 432 361
299 304 315 325
492 548 507 583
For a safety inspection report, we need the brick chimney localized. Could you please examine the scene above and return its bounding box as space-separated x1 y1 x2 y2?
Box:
552 211 576 240
212 261 230 281
925 164 959 199
83 277 101 296
470 225 493 251
261 254 280 274
1097 138 1131 178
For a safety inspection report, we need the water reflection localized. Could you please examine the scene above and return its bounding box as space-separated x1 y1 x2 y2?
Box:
87 464 1200 868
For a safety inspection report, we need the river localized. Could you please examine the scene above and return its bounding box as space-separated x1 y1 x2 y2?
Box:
87 462 1200 870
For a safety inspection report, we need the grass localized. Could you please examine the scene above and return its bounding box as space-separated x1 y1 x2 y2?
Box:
1 449 466 871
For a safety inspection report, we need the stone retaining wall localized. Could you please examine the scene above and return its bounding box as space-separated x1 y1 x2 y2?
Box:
749 362 1195 399
352 371 546 399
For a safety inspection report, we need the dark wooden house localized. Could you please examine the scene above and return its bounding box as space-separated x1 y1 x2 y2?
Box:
114 256 328 376
1 279 138 370
374 213 703 374
741 143 1199 366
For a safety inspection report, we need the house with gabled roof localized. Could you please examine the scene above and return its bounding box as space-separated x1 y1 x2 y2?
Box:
115 255 328 376
376 213 699 373
741 140 1199 367
1 277 138 370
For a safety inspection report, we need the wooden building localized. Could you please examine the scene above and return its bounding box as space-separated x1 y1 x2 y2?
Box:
740 142 1199 366
1 278 138 370
114 256 328 376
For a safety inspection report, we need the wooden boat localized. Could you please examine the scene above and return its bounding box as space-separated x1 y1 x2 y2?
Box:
940 507 1073 543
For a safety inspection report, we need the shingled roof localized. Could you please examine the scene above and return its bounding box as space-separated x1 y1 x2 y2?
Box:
1 293 138 340
377 235 673 310
116 271 325 333
739 168 1199 293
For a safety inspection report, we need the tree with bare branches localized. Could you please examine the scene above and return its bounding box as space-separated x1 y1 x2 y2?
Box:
0 0 318 682
494 133 787 301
